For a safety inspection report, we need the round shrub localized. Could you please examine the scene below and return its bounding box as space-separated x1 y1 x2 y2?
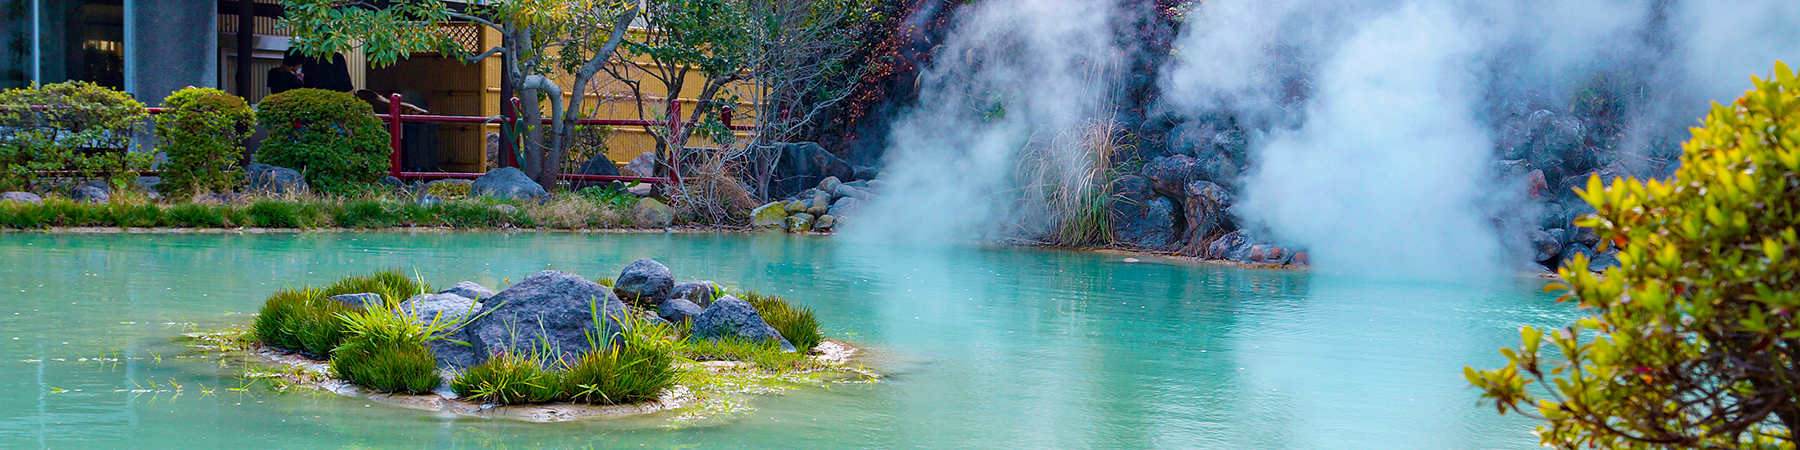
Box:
154 87 255 195
0 81 149 190
255 88 389 195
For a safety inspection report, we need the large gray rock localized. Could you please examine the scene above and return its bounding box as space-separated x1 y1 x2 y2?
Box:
623 153 656 177
1589 248 1621 272
1558 243 1597 269
438 281 496 301
670 281 721 306
471 167 548 200
1178 180 1233 256
396 293 483 325
1205 229 1255 261
761 142 855 200
1 192 42 205
614 259 674 305
133 176 162 195
246 163 308 194
1529 229 1562 262
658 298 704 324
458 270 627 370
633 198 674 227
71 181 109 203
329 293 383 309
828 196 864 217
1142 154 1237 198
692 296 794 352
1107 175 1178 250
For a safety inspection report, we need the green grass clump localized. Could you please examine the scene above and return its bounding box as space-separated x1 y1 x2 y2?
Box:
166 203 230 227
328 307 445 394
252 269 427 359
334 199 404 228
322 268 428 303
252 287 357 358
451 351 561 404
562 315 680 405
741 292 823 352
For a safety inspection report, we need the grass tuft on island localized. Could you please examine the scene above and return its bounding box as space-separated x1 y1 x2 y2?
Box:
234 268 848 415
0 191 666 230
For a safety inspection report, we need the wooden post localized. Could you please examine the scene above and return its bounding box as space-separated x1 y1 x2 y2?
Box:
388 93 403 178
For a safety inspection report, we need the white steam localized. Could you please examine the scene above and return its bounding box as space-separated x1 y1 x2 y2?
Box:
1163 0 1800 280
848 0 1121 244
1235 3 1499 281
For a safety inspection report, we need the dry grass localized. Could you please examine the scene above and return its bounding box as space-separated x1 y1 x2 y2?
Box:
525 195 628 229
668 148 757 225
1015 118 1126 246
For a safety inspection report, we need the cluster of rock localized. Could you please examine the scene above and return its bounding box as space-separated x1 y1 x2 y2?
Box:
1107 149 1308 266
749 175 881 232
336 259 794 372
2 180 121 205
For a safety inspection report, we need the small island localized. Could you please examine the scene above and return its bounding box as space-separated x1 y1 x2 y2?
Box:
190 260 870 423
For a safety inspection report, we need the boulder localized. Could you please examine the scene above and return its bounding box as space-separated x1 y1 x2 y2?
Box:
71 181 109 203
828 197 864 217
1106 175 1179 250
493 204 519 215
751 202 789 228
1589 249 1621 272
245 163 308 194
133 176 162 195
396 293 484 326
633 198 674 227
852 166 880 182
1142 154 1236 198
761 142 855 200
812 190 832 211
784 200 808 215
1572 228 1601 248
671 281 721 306
1558 243 1597 268
329 293 383 309
460 270 626 370
658 298 704 324
692 296 794 352
1 192 42 205
438 281 496 301
614 259 675 305
1205 229 1254 260
831 184 874 200
1546 228 1568 247
1529 229 1562 262
1290 251 1311 266
787 213 814 232
1178 180 1233 256
471 167 548 200
818 176 842 194
806 206 827 217
380 176 403 189
623 153 656 178
579 153 622 177
416 194 442 207
815 214 837 231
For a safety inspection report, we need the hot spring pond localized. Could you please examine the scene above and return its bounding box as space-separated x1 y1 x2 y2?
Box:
0 231 1580 449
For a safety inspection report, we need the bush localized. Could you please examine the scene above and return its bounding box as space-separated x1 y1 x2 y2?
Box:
1468 62 1800 448
742 292 823 352
154 87 255 195
255 88 389 195
561 314 679 404
0 81 150 190
322 268 427 303
450 351 561 404
329 306 447 394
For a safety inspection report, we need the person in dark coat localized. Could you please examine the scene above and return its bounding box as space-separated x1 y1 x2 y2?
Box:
302 53 355 92
266 51 306 95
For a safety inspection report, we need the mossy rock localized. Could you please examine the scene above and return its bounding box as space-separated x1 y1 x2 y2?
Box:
425 180 473 198
751 202 788 228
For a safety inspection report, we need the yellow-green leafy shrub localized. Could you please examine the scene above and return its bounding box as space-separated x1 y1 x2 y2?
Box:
154 87 255 195
1468 62 1800 449
0 81 150 190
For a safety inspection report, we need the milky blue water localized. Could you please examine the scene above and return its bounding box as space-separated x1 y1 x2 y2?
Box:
0 231 1580 449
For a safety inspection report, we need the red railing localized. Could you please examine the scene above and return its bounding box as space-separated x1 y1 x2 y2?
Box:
375 93 752 185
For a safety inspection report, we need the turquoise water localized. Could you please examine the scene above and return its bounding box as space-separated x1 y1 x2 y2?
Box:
0 232 1581 449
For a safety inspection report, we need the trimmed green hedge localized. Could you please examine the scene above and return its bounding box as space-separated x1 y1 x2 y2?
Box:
255 89 388 195
154 88 256 196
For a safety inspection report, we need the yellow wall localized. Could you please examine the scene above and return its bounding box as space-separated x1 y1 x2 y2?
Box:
476 27 757 170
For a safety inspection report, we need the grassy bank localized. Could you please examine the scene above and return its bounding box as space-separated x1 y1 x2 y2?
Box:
0 193 658 230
